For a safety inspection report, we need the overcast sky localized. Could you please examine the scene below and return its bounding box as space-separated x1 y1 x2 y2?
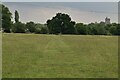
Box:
3 2 118 24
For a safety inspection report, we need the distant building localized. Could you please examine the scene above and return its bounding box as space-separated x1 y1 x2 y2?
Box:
105 17 110 25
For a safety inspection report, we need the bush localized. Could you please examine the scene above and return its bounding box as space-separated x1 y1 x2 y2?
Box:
26 21 36 33
35 24 48 34
109 26 117 35
12 22 26 33
75 23 88 35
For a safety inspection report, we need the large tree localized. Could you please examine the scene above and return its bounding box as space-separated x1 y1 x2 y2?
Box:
15 10 19 23
2 4 12 32
47 13 75 34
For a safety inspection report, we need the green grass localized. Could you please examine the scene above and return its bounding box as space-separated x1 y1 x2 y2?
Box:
2 33 118 78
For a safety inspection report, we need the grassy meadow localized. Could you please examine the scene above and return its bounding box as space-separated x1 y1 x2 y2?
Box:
2 33 118 78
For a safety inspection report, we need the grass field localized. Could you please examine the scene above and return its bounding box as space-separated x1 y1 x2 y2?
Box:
2 33 118 78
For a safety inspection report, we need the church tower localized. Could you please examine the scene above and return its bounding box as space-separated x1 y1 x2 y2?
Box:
105 17 110 25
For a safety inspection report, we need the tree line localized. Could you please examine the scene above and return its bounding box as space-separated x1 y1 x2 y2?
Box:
1 4 120 35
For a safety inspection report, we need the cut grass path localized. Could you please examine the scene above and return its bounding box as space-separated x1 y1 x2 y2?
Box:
44 35 74 54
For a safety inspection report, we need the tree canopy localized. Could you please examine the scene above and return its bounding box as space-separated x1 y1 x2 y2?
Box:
12 22 26 33
15 10 19 23
2 4 12 32
26 21 35 33
47 13 76 34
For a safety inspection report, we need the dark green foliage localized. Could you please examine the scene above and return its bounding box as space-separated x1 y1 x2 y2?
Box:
46 13 119 35
75 23 88 35
47 13 76 34
35 24 48 34
108 23 120 35
12 22 26 33
109 26 117 35
92 23 107 35
2 4 12 33
76 23 107 35
116 24 120 35
15 10 19 23
40 25 48 34
87 23 95 35
12 10 25 33
26 21 35 33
